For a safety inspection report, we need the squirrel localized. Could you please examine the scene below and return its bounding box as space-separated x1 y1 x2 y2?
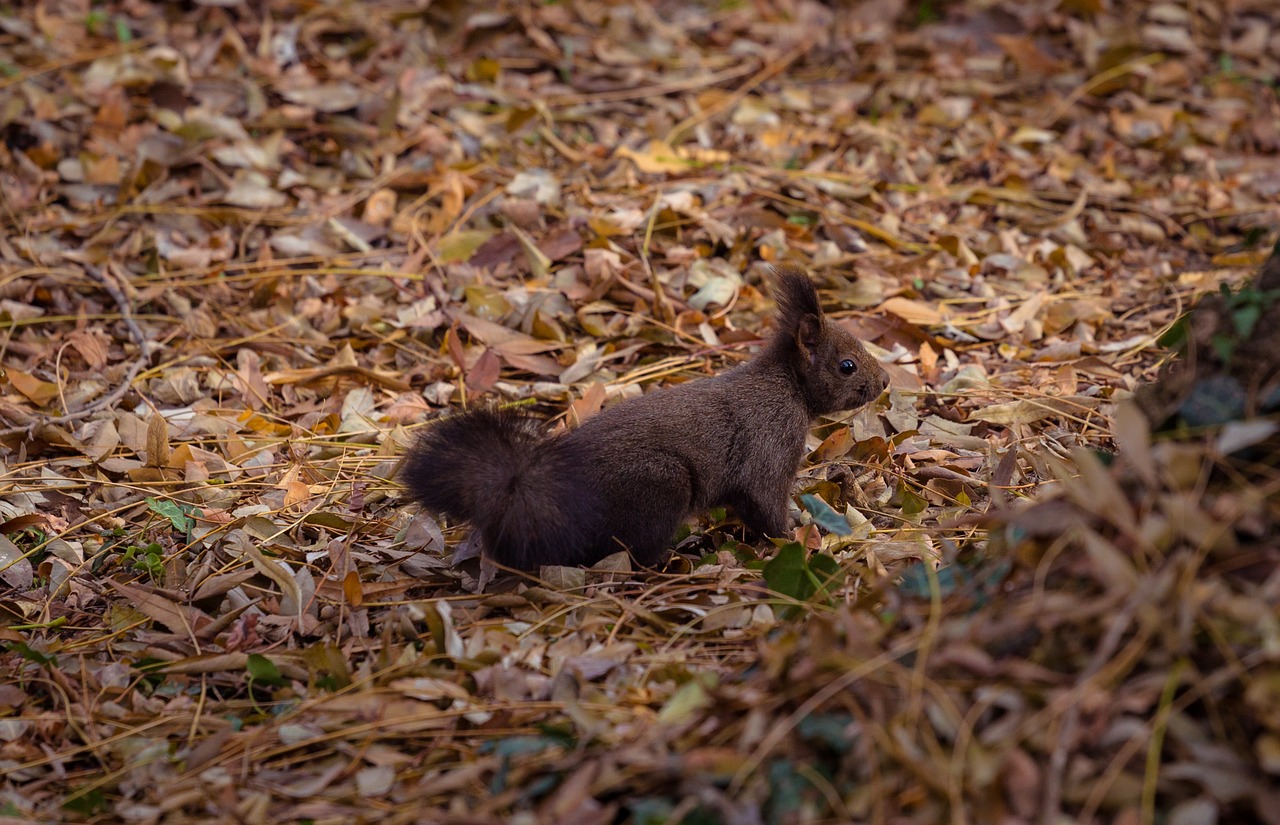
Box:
400 266 889 569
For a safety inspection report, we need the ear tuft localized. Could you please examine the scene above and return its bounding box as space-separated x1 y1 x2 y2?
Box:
768 265 822 336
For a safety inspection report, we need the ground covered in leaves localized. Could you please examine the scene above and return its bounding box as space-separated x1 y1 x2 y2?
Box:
2 0 1279 822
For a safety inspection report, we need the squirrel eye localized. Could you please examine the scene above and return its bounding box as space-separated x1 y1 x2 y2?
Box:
839 359 857 375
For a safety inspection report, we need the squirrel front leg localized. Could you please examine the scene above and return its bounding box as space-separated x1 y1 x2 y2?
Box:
729 482 792 539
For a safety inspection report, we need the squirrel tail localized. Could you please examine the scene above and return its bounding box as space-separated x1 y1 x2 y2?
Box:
400 408 601 568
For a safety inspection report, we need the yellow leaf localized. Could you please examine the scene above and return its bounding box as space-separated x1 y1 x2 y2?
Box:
879 297 943 326
466 57 500 83
658 673 718 724
435 230 494 264
1212 250 1269 268
1000 290 1047 336
509 225 551 278
615 141 695 174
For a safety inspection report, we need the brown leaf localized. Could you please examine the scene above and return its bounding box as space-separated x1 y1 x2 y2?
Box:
969 396 1100 426
146 412 170 468
362 188 397 226
108 579 216 639
539 227 584 262
813 426 853 461
279 83 363 112
67 330 110 370
466 348 501 392
6 369 60 407
994 34 1065 75
342 570 364 607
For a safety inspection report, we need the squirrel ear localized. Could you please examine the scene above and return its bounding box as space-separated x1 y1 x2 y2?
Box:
795 315 821 364
769 265 824 362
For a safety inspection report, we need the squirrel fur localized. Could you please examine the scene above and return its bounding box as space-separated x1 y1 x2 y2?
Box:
401 267 889 569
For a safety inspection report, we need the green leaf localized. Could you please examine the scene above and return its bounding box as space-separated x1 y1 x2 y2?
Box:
1232 302 1261 338
899 560 954 599
246 653 286 687
1157 315 1188 351
1211 332 1236 363
62 787 107 816
763 543 845 615
799 494 852 536
807 552 846 599
764 759 806 824
899 484 928 517
630 799 676 825
83 9 107 35
762 542 807 602
4 641 56 666
145 497 194 535
797 712 855 749
124 542 165 580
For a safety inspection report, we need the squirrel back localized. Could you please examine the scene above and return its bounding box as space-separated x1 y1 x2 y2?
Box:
401 267 888 569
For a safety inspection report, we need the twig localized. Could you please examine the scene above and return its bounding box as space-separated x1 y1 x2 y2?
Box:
89 263 148 352
0 264 152 438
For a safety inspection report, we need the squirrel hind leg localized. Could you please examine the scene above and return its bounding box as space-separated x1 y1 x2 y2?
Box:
604 457 696 568
477 456 608 570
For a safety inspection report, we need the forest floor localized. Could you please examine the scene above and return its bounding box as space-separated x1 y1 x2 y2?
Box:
1 0 1279 823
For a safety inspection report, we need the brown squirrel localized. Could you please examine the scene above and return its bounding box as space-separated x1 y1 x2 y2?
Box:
401 267 889 569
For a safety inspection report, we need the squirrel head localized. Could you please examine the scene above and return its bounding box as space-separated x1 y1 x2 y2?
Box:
769 266 889 416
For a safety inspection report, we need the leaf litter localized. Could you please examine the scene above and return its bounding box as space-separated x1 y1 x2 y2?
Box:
1 0 1279 822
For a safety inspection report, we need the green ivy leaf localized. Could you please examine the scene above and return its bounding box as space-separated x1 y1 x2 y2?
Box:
763 543 845 615
1157 315 1188 351
762 543 807 602
145 497 195 535
764 759 806 823
246 653 286 687
807 552 846 599
799 494 852 536
1232 301 1261 338
898 560 954 599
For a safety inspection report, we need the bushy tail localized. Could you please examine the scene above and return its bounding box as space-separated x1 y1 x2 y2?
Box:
400 408 602 569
